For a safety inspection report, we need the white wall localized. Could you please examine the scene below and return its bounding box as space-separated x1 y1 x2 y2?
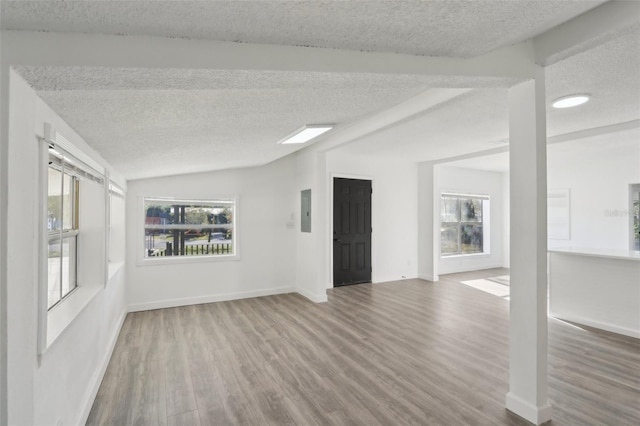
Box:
294 149 329 301
436 165 507 274
126 156 298 311
109 194 126 265
549 251 640 339
547 133 640 251
77 179 107 288
326 151 419 284
5 70 127 426
417 162 440 281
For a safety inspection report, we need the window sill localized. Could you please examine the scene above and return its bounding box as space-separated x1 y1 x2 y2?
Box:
441 252 490 259
46 284 101 350
108 261 125 280
137 253 240 267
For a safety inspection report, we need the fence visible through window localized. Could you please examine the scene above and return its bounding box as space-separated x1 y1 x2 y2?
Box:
144 198 235 258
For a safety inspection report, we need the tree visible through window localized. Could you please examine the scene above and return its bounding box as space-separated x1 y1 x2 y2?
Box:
48 166 79 309
143 198 235 258
633 198 639 251
441 194 487 256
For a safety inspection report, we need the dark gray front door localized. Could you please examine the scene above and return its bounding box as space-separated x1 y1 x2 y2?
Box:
333 178 372 286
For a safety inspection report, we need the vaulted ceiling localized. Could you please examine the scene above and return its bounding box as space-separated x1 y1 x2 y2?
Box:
2 0 637 180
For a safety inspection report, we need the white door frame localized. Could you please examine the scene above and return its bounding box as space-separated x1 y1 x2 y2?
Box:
328 173 375 288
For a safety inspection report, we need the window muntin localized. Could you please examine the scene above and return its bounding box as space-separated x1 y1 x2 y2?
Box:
143 198 235 259
441 194 487 256
47 164 79 309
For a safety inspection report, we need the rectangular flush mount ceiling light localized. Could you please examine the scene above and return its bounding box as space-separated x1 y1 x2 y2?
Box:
278 124 334 144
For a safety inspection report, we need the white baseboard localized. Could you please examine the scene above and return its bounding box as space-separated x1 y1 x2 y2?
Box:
372 274 418 284
127 286 296 312
506 392 552 425
297 289 328 303
78 309 127 425
418 273 439 282
549 313 640 339
439 263 504 275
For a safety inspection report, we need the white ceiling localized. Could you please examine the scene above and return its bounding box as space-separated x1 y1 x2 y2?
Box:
445 126 640 173
20 70 449 179
1 0 638 180
337 25 640 162
545 23 640 136
1 0 604 57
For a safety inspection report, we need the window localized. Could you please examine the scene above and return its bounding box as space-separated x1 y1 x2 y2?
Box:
40 124 108 352
441 194 488 256
47 164 79 309
631 184 639 251
143 197 235 259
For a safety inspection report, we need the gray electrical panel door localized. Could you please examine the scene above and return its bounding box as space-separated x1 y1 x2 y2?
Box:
301 189 311 232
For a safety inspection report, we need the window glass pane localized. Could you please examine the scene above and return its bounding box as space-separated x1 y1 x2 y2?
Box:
633 197 639 251
441 195 487 256
145 203 233 225
441 225 459 255
441 198 459 222
48 168 62 231
47 166 78 310
62 173 74 230
48 238 62 309
61 237 77 297
461 199 482 222
461 224 483 253
145 228 233 257
144 199 235 258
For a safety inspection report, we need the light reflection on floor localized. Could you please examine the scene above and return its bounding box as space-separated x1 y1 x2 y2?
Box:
460 275 510 299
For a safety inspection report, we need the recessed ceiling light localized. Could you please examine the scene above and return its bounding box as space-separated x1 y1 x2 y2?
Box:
552 94 590 109
278 124 334 145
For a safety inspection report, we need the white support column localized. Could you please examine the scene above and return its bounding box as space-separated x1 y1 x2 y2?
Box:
0 57 9 426
505 69 551 425
417 162 439 282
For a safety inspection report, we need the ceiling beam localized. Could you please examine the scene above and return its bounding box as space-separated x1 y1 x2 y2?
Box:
533 0 640 66
427 119 640 166
1 30 536 80
315 88 472 153
547 118 640 145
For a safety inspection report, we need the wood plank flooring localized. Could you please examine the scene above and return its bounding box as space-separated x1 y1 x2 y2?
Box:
87 269 640 425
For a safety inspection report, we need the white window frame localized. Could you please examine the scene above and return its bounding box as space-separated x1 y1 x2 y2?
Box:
46 161 80 310
440 193 489 257
38 124 106 355
138 196 239 266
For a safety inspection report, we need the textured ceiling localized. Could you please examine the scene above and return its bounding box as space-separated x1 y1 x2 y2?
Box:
1 0 604 58
444 127 640 173
16 67 518 92
337 27 640 163
546 23 640 136
4 1 637 180
26 70 452 179
336 88 510 162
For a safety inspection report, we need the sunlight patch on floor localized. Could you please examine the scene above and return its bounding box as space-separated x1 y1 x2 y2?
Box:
460 277 510 298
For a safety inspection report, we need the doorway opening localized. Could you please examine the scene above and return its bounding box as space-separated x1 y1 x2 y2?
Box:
333 178 372 287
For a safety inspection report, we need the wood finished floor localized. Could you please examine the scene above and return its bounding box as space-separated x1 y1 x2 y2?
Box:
87 268 640 426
